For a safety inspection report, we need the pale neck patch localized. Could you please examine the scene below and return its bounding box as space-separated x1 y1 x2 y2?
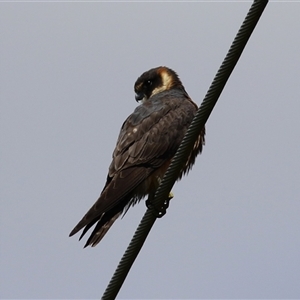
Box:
150 69 172 98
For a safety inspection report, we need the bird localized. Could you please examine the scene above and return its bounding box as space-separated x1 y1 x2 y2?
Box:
69 66 205 247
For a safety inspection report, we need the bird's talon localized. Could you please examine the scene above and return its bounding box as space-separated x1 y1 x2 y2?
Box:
147 195 172 218
146 199 153 210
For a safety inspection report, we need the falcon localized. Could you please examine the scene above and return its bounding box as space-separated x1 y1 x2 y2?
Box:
69 66 205 247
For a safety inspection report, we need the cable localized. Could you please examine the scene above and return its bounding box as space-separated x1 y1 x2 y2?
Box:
101 1 269 299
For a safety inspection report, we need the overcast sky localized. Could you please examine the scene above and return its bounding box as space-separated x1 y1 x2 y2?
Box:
1 1 300 299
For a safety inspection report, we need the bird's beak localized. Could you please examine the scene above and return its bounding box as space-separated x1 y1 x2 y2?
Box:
135 92 145 103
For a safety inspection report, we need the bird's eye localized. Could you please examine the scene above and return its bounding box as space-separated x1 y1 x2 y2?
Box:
146 80 152 86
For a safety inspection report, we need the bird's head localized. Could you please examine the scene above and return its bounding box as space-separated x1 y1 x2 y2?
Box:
134 66 184 103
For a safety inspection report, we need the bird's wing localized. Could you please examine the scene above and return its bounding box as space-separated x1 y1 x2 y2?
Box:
69 91 199 237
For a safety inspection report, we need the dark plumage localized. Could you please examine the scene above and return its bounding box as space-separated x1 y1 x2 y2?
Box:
69 66 205 247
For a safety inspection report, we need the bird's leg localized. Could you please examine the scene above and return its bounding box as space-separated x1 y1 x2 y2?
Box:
147 191 173 218
145 191 155 210
146 177 174 218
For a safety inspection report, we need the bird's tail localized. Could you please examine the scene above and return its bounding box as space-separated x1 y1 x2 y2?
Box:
83 211 122 247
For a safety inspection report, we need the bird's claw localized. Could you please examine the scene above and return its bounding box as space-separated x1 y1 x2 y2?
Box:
146 192 174 218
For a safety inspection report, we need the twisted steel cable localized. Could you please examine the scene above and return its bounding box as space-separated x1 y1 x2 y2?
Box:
102 1 268 299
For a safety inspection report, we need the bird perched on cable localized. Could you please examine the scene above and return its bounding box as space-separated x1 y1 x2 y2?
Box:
69 66 205 247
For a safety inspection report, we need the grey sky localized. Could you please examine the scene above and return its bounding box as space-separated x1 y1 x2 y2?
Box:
1 2 299 299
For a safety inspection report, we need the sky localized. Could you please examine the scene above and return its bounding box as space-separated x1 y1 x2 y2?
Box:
1 1 300 299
